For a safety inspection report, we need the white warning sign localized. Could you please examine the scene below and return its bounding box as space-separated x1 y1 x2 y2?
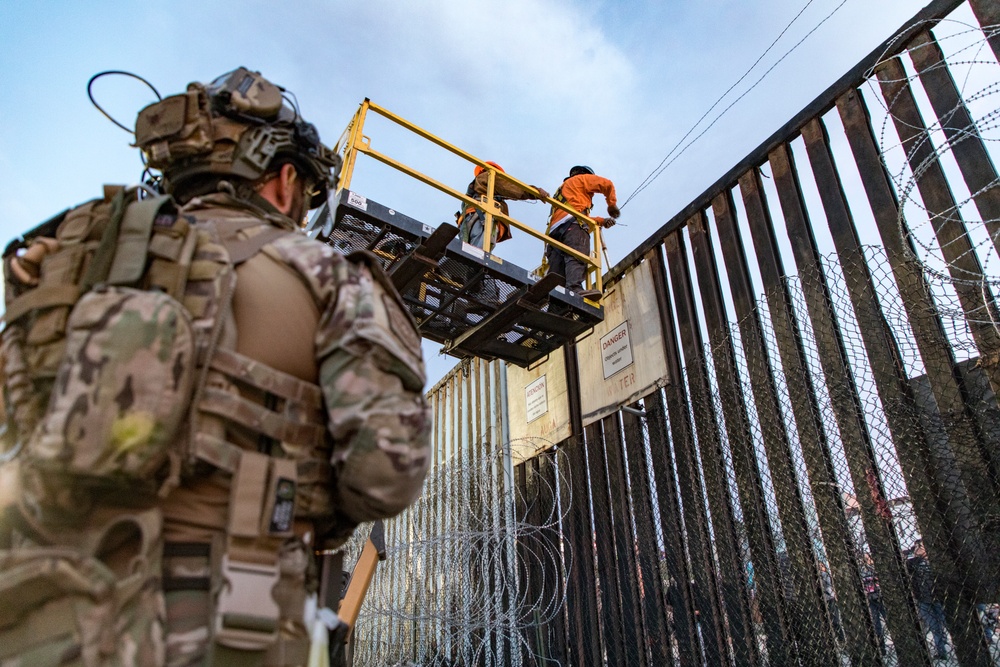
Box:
601 321 634 380
577 258 670 427
525 375 548 423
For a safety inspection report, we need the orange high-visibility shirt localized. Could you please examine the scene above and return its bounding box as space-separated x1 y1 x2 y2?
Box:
548 173 617 230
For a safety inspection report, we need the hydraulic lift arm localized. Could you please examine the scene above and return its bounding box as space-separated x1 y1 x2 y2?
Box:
319 521 388 667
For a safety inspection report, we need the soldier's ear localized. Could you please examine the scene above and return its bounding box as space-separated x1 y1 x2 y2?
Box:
258 163 300 215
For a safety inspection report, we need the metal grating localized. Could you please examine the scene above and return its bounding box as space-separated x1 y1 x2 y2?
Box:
316 189 604 367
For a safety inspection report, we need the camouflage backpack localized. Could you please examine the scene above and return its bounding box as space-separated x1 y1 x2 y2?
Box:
0 185 240 665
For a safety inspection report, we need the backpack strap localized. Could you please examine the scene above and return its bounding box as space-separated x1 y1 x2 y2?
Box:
2 284 80 325
79 188 130 292
212 217 292 266
106 194 175 286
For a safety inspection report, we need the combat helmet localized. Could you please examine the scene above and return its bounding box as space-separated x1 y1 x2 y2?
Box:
133 67 340 208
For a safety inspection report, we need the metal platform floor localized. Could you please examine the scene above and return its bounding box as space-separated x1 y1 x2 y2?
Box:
314 189 603 368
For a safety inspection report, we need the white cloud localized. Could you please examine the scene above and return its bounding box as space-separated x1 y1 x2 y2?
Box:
0 0 959 384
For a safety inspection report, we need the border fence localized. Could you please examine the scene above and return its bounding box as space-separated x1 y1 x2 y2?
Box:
353 0 1000 664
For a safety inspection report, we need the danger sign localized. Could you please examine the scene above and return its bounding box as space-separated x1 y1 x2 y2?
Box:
601 321 633 380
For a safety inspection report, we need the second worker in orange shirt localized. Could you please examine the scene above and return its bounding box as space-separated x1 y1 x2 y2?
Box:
545 165 620 299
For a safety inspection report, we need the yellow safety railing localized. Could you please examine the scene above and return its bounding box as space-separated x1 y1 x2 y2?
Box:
331 99 605 294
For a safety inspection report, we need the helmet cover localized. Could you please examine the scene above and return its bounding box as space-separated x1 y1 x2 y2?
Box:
134 67 340 208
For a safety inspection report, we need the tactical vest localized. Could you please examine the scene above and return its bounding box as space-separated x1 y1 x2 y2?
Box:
0 187 333 666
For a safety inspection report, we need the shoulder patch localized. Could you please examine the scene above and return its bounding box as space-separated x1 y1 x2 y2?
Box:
382 292 422 359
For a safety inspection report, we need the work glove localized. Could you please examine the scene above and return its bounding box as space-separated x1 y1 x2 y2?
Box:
601 218 617 229
607 204 621 219
533 186 550 200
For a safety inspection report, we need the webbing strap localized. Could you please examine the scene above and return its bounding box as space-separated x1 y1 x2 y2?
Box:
224 227 288 265
80 189 129 292
2 283 79 324
192 432 244 473
211 348 323 408
199 388 326 447
229 451 269 539
106 194 173 285
192 431 331 483
214 452 286 656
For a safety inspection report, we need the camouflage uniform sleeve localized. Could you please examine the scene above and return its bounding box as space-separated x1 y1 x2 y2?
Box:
267 237 432 528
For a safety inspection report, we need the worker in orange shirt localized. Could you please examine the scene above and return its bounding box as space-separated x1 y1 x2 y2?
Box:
457 161 549 249
545 165 620 299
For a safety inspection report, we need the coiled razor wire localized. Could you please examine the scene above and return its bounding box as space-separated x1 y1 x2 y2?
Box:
341 440 571 667
868 18 1000 343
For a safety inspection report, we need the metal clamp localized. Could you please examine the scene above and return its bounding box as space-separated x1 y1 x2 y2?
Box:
214 555 280 651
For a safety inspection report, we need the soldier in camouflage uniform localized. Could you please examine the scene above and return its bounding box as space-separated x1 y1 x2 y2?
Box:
2 68 431 666
154 69 432 666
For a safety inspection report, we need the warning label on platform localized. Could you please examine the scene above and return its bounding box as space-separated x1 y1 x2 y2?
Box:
346 191 368 211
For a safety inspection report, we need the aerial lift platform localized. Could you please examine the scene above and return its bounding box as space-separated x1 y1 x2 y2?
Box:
315 99 608 368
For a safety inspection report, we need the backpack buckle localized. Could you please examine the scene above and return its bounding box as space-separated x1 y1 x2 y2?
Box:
215 555 280 650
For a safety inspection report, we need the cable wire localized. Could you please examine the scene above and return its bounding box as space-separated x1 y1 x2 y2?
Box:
621 0 849 208
87 70 162 134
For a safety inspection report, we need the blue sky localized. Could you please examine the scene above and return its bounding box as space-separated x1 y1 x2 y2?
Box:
0 0 934 384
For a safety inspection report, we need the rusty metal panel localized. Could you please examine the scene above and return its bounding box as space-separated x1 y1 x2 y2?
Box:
799 116 931 665
562 439 603 666
585 421 627 665
646 248 702 663
663 229 734 665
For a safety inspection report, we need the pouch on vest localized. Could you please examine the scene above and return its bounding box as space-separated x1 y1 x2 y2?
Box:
0 508 165 666
26 285 195 494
